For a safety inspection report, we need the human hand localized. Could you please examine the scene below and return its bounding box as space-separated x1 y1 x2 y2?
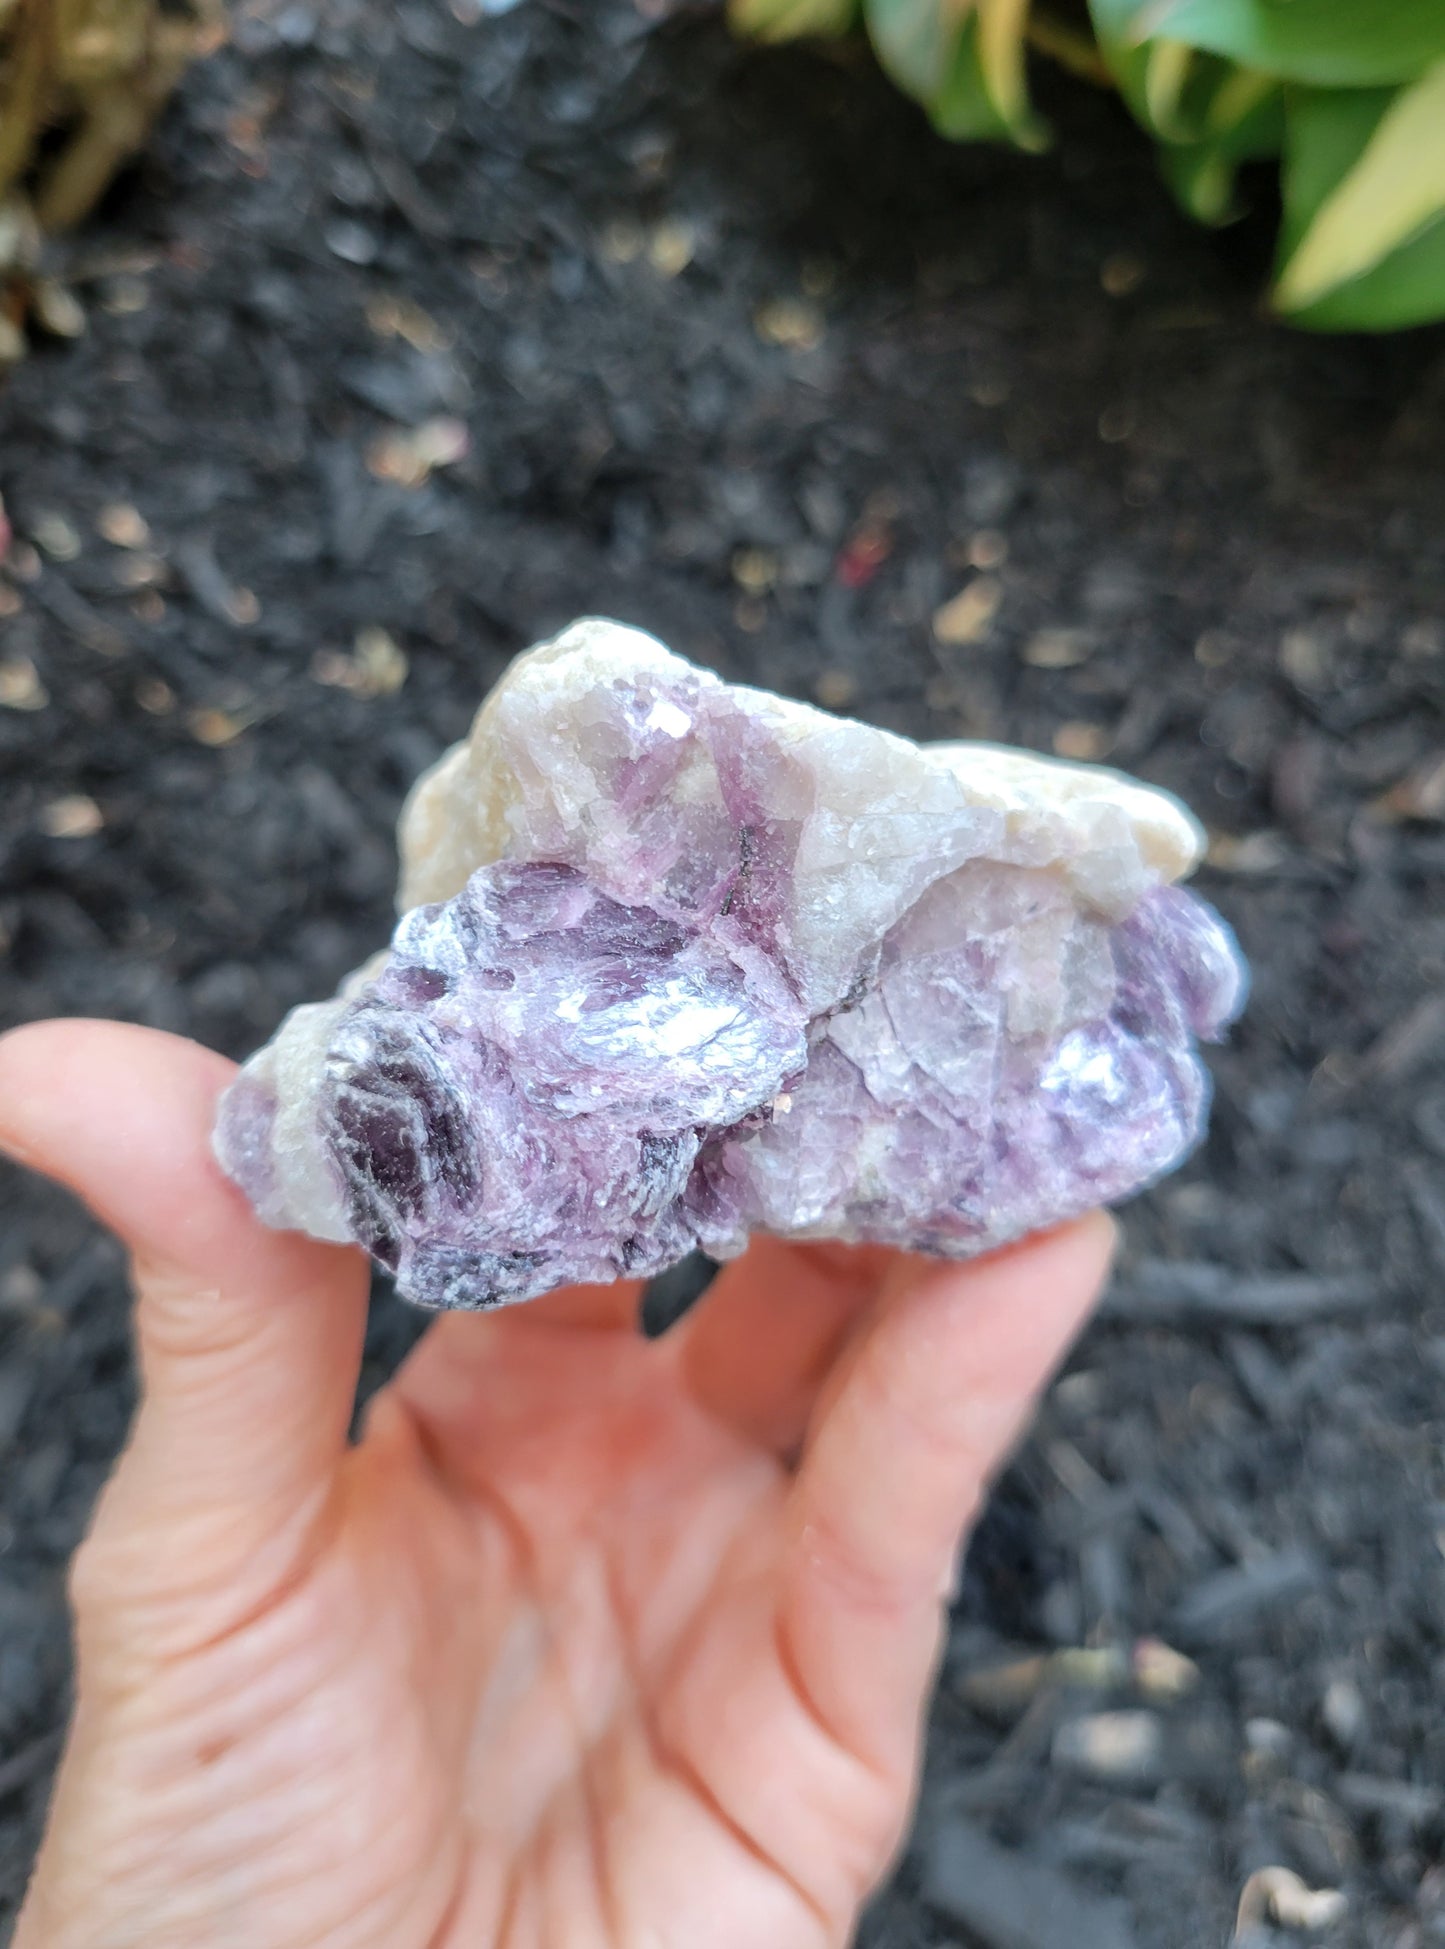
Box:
0 1019 1114 1949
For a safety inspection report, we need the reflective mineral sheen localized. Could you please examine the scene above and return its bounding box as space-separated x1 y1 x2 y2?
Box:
215 620 1246 1308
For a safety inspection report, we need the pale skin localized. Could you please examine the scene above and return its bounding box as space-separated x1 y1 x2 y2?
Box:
0 1019 1115 1949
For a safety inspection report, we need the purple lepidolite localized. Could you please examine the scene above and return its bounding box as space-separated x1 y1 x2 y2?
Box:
214 620 1245 1308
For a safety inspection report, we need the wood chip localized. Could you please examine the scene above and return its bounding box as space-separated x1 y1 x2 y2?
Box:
135 678 175 715
1334 1773 1441 1825
189 708 245 747
31 512 81 562
101 275 150 316
647 218 696 278
755 298 823 351
1405 1162 1445 1277
0 1731 62 1800
1235 1866 1347 1936
365 292 452 354
1131 1638 1200 1701
5 540 40 583
958 1646 1126 1720
1402 620 1443 658
925 1816 1137 1949
1206 830 1290 874
599 217 644 265
31 571 127 654
97 502 150 549
116 553 166 589
1023 627 1092 669
1371 751 1445 822
1279 626 1332 689
313 628 408 697
933 576 1002 645
40 794 104 838
813 668 856 710
1106 1261 1381 1324
732 548 777 595
966 528 1008 569
366 416 469 487
1053 721 1108 761
0 656 47 710
1171 1551 1321 1646
1101 252 1145 296
353 626 408 695
1052 1710 1163 1783
1356 992 1445 1085
31 279 85 339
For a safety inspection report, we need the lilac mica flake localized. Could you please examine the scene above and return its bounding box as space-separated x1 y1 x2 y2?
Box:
217 857 1242 1312
326 861 808 1306
687 876 1241 1265
213 621 1246 1308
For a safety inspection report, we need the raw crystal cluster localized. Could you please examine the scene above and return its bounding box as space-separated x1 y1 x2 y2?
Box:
214 620 1245 1308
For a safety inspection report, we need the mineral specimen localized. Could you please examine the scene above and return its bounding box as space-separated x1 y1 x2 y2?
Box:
214 619 1245 1308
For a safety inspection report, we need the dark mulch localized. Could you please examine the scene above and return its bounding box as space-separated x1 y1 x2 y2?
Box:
3 1 1445 1941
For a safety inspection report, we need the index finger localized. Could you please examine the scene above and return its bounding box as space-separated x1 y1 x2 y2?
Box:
673 1236 918 1458
777 1213 1117 1777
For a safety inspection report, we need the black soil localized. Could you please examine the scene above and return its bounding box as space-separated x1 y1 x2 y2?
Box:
3 2 1445 1942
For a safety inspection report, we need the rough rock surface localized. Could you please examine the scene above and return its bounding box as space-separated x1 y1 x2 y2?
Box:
214 621 1244 1307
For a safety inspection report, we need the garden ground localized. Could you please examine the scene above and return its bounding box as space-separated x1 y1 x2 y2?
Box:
2 2 1445 1942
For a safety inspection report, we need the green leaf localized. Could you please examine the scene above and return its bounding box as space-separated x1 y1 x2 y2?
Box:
1278 209 1445 331
1091 16 1284 221
1092 14 1241 138
1158 72 1283 219
975 0 1046 147
864 0 1046 147
929 22 1024 140
1272 83 1445 329
1088 26 1161 131
1204 59 1277 132
1087 0 1445 87
865 0 959 98
1275 66 1445 323
1143 38 1196 138
728 0 860 40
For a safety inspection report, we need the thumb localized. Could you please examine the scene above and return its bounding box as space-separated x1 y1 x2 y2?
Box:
0 1020 369 1627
